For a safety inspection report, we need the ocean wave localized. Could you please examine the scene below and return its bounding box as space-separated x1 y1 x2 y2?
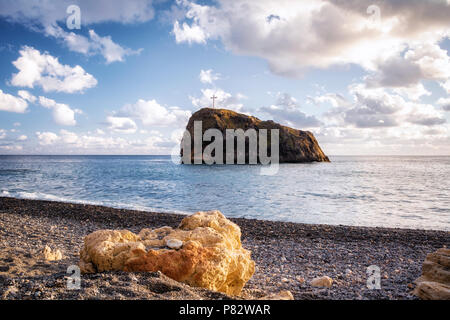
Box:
5 191 192 216
18 191 64 201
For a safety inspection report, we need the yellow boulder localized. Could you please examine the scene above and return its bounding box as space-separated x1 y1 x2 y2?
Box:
79 210 255 296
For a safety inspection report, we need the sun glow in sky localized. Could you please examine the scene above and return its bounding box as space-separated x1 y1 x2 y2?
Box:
0 0 450 155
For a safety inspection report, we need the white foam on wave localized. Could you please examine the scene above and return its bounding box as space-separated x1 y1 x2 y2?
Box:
18 191 64 201
17 191 39 199
16 192 106 207
100 201 192 216
8 191 192 216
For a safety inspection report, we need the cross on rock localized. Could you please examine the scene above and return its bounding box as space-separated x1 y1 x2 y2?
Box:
211 95 218 109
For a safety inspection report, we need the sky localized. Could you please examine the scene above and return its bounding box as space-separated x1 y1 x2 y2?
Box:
0 0 449 156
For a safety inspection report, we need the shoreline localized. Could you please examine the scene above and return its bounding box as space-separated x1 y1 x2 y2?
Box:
0 196 448 300
1 194 448 233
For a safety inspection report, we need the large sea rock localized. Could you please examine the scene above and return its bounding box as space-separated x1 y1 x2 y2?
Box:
181 108 329 163
414 247 450 300
79 210 255 296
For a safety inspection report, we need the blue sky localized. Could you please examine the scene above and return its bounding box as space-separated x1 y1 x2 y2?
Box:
0 0 449 155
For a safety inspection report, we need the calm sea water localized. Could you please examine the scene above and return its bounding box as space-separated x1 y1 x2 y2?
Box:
0 155 449 231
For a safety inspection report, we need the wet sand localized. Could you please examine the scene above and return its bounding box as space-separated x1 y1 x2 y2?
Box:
0 197 448 300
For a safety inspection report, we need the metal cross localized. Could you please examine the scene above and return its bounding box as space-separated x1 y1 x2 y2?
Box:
211 95 218 108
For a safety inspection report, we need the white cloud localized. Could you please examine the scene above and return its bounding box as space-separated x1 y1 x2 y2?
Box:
59 129 79 144
0 145 23 152
173 0 450 78
27 128 179 154
0 89 28 113
17 90 36 103
305 81 450 155
324 84 446 129
17 135 27 141
0 0 156 26
365 43 450 96
119 99 191 127
307 93 349 108
190 88 247 113
38 96 77 126
0 1 152 63
173 20 207 44
392 84 431 101
45 26 143 64
437 97 450 111
259 92 321 128
0 129 6 139
106 116 138 134
88 30 143 63
441 80 450 93
11 46 97 93
199 69 220 84
36 131 60 145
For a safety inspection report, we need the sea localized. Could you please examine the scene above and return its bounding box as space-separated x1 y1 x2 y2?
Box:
0 155 449 231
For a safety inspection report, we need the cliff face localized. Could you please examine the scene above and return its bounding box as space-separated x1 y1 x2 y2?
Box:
181 108 330 163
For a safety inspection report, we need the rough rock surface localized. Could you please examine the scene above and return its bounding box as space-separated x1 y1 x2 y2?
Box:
258 290 294 300
181 108 329 163
43 245 62 261
414 247 450 300
310 276 333 288
79 210 255 296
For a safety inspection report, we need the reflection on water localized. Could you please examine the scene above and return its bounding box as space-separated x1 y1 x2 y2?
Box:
0 155 449 231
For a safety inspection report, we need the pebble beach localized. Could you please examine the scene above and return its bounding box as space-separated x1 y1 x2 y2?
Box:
0 197 448 300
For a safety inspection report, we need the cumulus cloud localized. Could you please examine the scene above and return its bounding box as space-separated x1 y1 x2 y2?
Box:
88 30 143 63
11 46 97 93
118 99 191 127
190 88 247 113
46 26 143 64
106 116 138 134
36 131 59 145
17 135 27 141
0 144 23 152
307 93 349 108
0 0 154 63
392 84 431 102
172 0 450 79
199 69 220 84
365 43 450 98
324 84 446 129
0 89 28 113
30 128 179 154
173 20 207 44
0 129 6 139
0 0 157 26
301 80 450 155
259 93 321 128
441 80 450 93
59 129 79 144
38 96 78 126
17 90 36 103
437 97 450 111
